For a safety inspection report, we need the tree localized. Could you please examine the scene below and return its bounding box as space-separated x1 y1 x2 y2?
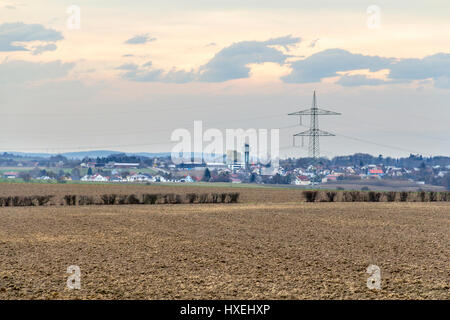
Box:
443 173 450 190
202 168 211 182
71 168 81 180
87 167 93 175
18 171 31 182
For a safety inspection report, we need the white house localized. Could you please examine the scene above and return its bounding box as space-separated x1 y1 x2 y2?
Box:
294 175 311 186
127 174 149 182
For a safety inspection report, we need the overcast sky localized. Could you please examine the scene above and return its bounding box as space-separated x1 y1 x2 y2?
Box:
0 0 449 158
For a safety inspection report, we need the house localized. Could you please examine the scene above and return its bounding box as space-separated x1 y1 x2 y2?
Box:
114 163 140 169
322 174 341 183
152 175 167 182
81 174 108 182
179 175 194 183
3 171 18 179
294 175 311 186
368 169 384 178
36 176 52 180
127 174 149 182
110 175 123 182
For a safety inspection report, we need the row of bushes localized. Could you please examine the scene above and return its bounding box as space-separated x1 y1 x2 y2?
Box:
0 192 240 207
0 195 54 207
303 190 450 202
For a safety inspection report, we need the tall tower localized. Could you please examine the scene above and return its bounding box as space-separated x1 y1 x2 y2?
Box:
288 91 341 160
244 143 250 169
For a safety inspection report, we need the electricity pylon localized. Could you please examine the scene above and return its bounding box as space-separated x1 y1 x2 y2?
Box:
288 91 341 160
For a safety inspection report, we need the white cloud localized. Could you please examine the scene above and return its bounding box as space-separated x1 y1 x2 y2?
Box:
336 74 386 87
31 43 57 55
282 49 392 83
0 22 63 52
124 33 156 45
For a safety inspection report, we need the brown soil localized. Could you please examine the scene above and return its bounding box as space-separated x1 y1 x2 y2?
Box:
0 197 448 299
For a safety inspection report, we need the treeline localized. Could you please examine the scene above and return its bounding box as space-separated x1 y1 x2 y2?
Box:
0 192 240 207
282 153 450 169
302 190 450 202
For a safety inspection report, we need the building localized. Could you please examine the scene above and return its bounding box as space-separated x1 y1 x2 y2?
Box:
114 163 140 169
3 171 18 179
294 175 311 185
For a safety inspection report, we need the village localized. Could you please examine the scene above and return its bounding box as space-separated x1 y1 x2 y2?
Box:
1 152 449 190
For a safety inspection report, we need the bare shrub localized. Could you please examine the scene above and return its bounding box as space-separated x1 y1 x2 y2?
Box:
385 192 397 202
342 191 362 202
11 196 34 206
35 195 53 206
419 191 427 202
142 194 158 204
198 193 209 203
2 197 12 206
229 192 240 203
220 193 229 203
100 194 116 205
117 195 128 205
439 192 449 201
368 192 382 202
63 195 77 206
342 191 352 202
79 195 96 205
126 194 141 204
303 191 318 202
175 194 183 204
210 193 220 203
325 191 337 202
429 191 437 202
185 193 198 203
399 192 408 202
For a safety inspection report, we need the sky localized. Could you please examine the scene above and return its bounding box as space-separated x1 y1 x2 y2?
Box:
0 0 449 158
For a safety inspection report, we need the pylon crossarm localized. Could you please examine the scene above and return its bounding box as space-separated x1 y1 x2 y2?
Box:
288 108 341 116
293 129 335 137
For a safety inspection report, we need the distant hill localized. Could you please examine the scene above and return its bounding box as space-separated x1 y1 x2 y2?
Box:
4 150 171 159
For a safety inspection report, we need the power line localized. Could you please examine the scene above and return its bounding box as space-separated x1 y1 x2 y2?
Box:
288 91 341 160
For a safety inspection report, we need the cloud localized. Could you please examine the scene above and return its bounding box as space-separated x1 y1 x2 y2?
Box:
119 35 301 83
120 62 195 84
434 76 450 89
32 43 57 55
205 42 217 47
122 54 135 58
5 5 16 10
124 33 156 45
282 49 393 83
263 35 301 50
387 53 450 82
283 50 450 89
197 35 301 82
115 63 139 70
0 60 75 84
336 74 387 87
116 36 450 89
0 22 63 52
